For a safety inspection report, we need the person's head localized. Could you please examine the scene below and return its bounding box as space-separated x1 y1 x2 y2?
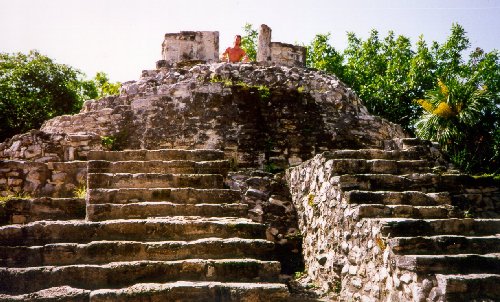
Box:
234 35 242 47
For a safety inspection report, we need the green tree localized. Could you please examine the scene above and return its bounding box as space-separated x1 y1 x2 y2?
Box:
415 77 498 173
408 35 436 97
432 23 470 80
0 50 97 142
305 33 344 78
240 23 258 61
300 23 499 173
93 72 121 98
342 30 420 131
414 24 500 173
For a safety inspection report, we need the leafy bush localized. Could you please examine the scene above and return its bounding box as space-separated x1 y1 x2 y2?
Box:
0 51 98 142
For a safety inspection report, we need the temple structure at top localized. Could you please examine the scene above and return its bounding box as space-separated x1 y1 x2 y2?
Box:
157 24 306 68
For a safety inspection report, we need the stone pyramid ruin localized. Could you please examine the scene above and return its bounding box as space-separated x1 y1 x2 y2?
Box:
0 25 498 301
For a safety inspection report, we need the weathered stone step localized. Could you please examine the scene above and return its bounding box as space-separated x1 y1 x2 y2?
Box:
327 159 433 175
0 282 290 302
87 173 224 189
389 235 500 255
379 218 500 237
0 238 275 267
90 281 289 302
324 149 431 161
436 273 500 301
0 259 281 295
397 138 434 149
87 202 248 221
395 253 500 274
0 217 266 246
356 204 452 219
338 173 477 193
87 188 241 204
88 160 230 175
0 197 85 225
87 149 224 162
0 286 89 302
345 190 451 206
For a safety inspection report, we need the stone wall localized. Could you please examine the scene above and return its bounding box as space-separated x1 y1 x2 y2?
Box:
452 182 500 218
269 42 307 68
0 197 85 225
42 98 134 144
1 62 406 201
161 31 219 66
0 130 98 197
38 63 407 170
285 153 426 300
0 130 102 163
226 169 303 274
257 24 306 67
0 160 87 197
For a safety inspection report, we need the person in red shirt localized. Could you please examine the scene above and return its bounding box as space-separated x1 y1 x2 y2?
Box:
221 35 250 63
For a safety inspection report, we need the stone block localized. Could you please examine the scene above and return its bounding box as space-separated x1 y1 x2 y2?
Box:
7 178 23 186
162 31 219 66
11 214 27 224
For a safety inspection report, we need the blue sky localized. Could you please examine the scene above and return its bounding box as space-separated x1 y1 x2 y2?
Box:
1 0 499 82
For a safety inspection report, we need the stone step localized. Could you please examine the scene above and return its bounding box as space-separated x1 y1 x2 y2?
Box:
87 149 225 162
355 204 453 219
90 281 289 302
87 188 241 204
0 259 281 295
0 286 89 302
0 197 85 225
345 190 452 206
389 235 500 255
327 159 433 175
395 253 500 274
87 173 224 189
398 138 434 149
88 160 230 175
324 149 430 161
0 282 290 302
436 274 500 301
0 238 275 267
86 202 248 221
0 217 266 246
338 173 477 193
379 218 500 237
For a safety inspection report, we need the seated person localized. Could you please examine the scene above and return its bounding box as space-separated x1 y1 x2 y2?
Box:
221 35 250 63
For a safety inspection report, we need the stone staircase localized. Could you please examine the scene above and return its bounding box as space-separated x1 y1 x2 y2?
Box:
0 149 289 301
286 139 500 301
333 148 500 301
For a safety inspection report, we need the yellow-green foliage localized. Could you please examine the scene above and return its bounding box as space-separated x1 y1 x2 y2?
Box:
375 235 386 250
209 75 233 87
307 193 315 207
294 270 307 279
472 173 500 181
209 76 271 100
415 79 466 118
101 135 116 151
0 191 32 206
256 85 271 100
415 99 434 113
432 102 455 118
73 185 87 199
